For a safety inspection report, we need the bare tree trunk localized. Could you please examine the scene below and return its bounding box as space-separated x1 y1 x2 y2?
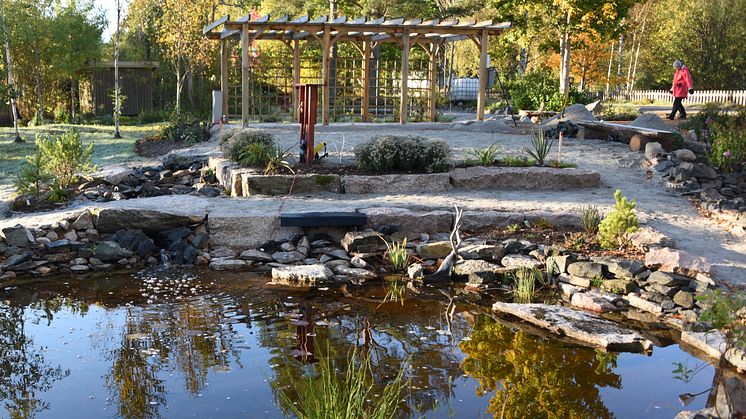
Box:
35 47 43 123
175 60 182 116
187 68 194 110
558 12 571 94
114 0 121 138
616 29 625 92
625 31 636 92
605 42 615 97
630 4 650 91
70 78 76 119
2 9 21 142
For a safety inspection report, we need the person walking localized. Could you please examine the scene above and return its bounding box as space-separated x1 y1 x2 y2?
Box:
668 59 694 120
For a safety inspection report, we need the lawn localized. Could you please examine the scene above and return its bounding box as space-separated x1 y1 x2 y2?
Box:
0 123 163 187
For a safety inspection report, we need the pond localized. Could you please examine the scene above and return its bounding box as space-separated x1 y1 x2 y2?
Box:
0 268 721 418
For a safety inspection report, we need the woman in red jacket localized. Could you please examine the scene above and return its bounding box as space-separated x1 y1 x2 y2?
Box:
668 60 694 120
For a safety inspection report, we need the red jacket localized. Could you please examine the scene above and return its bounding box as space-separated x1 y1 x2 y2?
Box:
672 65 694 98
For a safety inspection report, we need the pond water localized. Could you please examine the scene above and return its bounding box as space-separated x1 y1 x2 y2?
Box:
0 268 720 418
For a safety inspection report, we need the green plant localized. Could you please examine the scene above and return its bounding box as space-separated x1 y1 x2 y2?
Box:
47 182 70 203
507 69 587 111
277 347 408 419
563 232 589 252
597 190 638 250
708 124 746 174
222 129 275 162
35 130 94 188
524 130 554 166
590 276 604 288
697 289 746 353
465 143 500 166
503 223 522 235
580 205 602 234
511 267 543 303
263 144 295 175
162 117 211 144
499 155 533 167
382 237 410 273
532 218 553 230
547 160 577 168
381 280 407 306
354 135 453 173
14 149 52 196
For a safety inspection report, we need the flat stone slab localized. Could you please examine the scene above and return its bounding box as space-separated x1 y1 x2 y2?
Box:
492 302 653 352
242 173 342 196
449 166 600 190
681 330 746 371
343 173 452 194
270 264 332 287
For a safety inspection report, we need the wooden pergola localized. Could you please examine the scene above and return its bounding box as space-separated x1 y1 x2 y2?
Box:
203 15 511 126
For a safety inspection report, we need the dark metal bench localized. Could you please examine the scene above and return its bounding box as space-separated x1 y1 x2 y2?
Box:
280 212 367 228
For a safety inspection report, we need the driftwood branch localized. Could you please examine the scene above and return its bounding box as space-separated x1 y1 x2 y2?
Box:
432 205 463 278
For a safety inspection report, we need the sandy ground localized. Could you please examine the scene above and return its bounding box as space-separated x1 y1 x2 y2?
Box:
2 119 744 285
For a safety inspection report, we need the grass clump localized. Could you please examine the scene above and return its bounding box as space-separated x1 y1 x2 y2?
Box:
597 189 638 249
499 155 533 167
580 205 602 234
465 143 500 166
382 237 410 273
524 130 554 166
511 267 544 303
355 135 453 173
222 129 275 162
237 142 294 175
277 348 408 419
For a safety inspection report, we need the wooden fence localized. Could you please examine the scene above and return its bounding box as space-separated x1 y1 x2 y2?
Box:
587 90 746 106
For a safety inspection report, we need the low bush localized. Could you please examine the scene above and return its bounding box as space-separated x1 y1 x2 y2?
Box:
162 117 211 144
354 135 453 173
237 142 294 175
222 129 276 162
597 189 638 249
705 107 746 174
137 109 170 124
35 130 95 188
507 69 587 112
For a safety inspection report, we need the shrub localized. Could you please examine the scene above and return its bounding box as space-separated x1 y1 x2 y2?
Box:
524 130 554 166
597 190 639 249
222 129 275 162
354 135 453 173
580 205 602 234
508 69 587 112
237 142 294 175
35 130 94 188
137 109 170 124
14 149 52 196
162 117 211 144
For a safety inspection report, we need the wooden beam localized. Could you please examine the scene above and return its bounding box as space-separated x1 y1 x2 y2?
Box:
220 39 229 118
292 39 301 121
321 27 331 125
362 40 372 122
241 23 250 126
203 15 229 34
429 42 440 122
400 30 410 124
477 30 488 121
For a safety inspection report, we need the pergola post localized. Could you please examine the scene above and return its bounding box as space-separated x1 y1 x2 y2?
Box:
361 41 372 122
400 31 410 124
220 39 230 119
428 42 440 122
477 29 489 121
241 23 250 127
292 40 301 121
321 27 331 125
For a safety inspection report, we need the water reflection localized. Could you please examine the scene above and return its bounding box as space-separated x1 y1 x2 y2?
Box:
460 315 621 418
0 304 69 418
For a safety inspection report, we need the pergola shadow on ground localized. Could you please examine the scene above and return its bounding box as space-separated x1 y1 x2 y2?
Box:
203 15 510 126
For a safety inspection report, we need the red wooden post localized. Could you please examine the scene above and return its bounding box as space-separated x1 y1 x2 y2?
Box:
295 83 321 166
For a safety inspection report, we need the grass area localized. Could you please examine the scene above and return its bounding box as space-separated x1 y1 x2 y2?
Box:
0 123 164 187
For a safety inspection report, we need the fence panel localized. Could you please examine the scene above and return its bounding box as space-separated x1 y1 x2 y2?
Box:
589 90 746 106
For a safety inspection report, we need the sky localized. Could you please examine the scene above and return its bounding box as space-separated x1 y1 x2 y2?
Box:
97 0 127 41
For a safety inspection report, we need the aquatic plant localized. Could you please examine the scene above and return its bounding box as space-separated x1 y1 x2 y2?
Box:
382 237 410 273
381 280 407 306
277 348 408 419
511 267 543 303
524 130 554 166
597 190 638 249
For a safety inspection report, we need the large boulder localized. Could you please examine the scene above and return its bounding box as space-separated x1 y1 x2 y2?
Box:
645 247 711 275
87 166 135 185
567 262 605 279
629 113 672 132
341 230 381 253
94 241 134 262
343 173 452 194
1 225 35 247
71 211 95 230
453 259 506 284
415 241 453 259
628 227 675 251
270 264 332 287
95 208 204 233
361 207 452 236
541 104 598 127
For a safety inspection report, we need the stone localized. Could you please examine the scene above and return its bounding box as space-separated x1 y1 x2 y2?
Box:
322 249 351 260
625 293 663 314
272 251 305 264
550 254 577 274
646 271 690 286
63 230 79 241
361 207 452 236
88 166 135 185
211 247 237 259
191 232 209 249
1 252 33 270
628 134 650 152
209 258 250 271
628 227 676 251
341 230 381 253
242 173 342 196
72 211 94 230
449 166 600 190
197 185 222 198
501 254 542 270
601 279 637 294
35 237 51 247
280 242 296 252
644 142 663 160
571 292 618 313
296 236 311 256
182 245 197 265
94 241 134 262
690 163 717 180
95 208 204 234
415 241 452 259
407 263 426 279
567 262 605 279
680 330 746 371
45 231 59 241
558 273 591 288
653 160 674 172
491 302 652 352
332 266 377 280
239 249 273 262
135 239 156 259
34 266 53 275
270 264 333 286
459 244 505 262
585 100 603 114
600 258 646 279
70 264 90 272
646 283 677 297
673 290 695 309
453 259 510 284
45 251 77 263
343 173 452 194
560 283 583 298
645 247 711 275
674 149 697 162
350 256 370 269
1 225 35 247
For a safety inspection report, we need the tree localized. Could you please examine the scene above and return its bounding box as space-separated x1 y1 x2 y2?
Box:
0 0 21 142
114 0 124 139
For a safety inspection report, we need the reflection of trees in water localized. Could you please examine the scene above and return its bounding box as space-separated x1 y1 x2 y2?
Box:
103 299 241 419
459 315 622 418
264 298 470 416
0 304 70 419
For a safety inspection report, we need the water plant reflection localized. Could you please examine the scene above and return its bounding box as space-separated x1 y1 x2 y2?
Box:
459 315 621 418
